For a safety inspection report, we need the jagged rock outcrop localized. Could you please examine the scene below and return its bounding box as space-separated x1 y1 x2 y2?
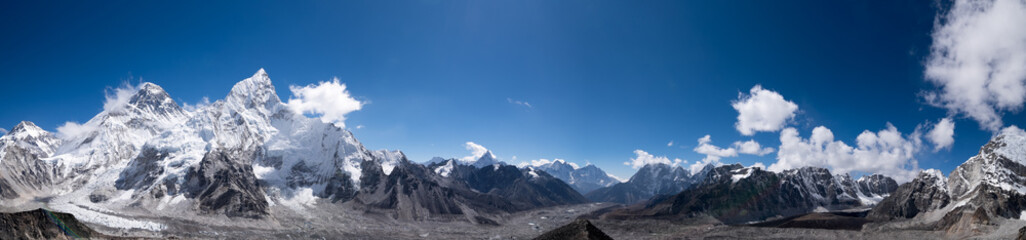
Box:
868 170 951 220
0 209 98 240
533 219 614 240
585 163 695 205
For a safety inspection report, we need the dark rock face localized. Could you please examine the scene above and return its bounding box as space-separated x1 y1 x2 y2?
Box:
857 174 899 196
533 219 614 240
605 165 898 224
1017 226 1026 240
585 163 695 205
184 149 269 218
868 171 951 221
354 160 515 221
463 165 590 210
115 146 168 191
749 211 872 230
0 209 97 240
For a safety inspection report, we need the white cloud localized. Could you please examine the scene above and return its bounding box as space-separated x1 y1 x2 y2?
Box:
0 128 7 135
694 135 738 158
751 162 766 169
623 149 683 169
286 78 364 128
924 0 1026 131
518 158 581 169
691 135 737 173
181 97 210 112
606 173 627 183
56 121 98 140
667 141 674 147
507 98 533 108
732 85 800 135
460 141 494 162
733 140 776 156
102 83 140 114
927 118 956 151
769 124 921 183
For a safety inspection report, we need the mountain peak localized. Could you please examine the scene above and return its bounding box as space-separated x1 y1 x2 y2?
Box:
228 69 282 110
8 121 47 138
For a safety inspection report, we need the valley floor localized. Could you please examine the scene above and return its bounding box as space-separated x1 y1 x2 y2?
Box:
8 202 1026 239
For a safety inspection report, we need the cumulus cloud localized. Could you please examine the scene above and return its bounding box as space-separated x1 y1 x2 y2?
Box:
769 124 921 182
507 98 532 108
286 78 364 128
623 149 683 169
732 85 800 135
460 141 494 162
691 135 738 173
733 140 776 156
927 118 956 151
924 0 1026 131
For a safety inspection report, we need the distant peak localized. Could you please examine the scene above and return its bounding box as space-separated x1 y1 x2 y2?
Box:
7 120 50 139
10 121 42 133
255 68 268 77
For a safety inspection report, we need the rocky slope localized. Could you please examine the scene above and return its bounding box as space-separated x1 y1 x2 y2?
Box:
869 126 1026 233
604 164 897 224
527 159 621 194
533 218 614 240
0 208 98 240
585 163 696 205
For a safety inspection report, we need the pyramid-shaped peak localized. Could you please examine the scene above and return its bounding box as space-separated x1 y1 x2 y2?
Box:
127 82 181 114
10 121 45 135
228 68 281 107
255 68 268 77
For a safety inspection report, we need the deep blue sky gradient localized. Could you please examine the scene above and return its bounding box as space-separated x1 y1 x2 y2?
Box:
2 0 1021 179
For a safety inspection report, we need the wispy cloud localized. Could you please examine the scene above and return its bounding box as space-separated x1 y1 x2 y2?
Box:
507 98 533 109
460 141 494 162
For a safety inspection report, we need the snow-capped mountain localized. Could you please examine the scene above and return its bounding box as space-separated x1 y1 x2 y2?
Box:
604 164 898 224
526 159 621 194
869 169 951 220
426 157 589 211
0 121 61 200
869 126 1026 231
0 69 589 230
585 163 696 204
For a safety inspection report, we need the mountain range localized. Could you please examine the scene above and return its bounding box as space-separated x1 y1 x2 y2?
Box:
4 69 1025 239
0 69 586 229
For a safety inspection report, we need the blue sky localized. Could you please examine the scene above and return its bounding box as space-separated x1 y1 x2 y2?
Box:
2 0 1025 181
